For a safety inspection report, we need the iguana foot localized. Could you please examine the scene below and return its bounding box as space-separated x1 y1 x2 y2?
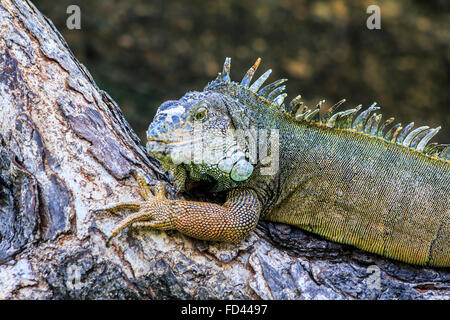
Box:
92 170 173 246
104 192 174 247
95 171 261 245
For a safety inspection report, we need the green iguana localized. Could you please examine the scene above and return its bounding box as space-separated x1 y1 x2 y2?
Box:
95 58 450 267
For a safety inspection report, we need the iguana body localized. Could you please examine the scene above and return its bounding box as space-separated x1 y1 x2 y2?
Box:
97 58 450 267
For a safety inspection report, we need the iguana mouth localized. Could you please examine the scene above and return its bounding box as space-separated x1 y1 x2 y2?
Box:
147 136 203 145
146 136 207 158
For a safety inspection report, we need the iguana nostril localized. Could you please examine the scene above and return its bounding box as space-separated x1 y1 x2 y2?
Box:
147 126 160 138
146 127 154 139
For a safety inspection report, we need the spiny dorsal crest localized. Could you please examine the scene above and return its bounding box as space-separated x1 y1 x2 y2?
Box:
212 57 449 162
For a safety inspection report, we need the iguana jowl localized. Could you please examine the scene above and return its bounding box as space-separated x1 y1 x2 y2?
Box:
96 58 450 267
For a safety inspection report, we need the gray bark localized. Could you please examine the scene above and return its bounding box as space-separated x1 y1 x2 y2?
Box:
0 0 448 300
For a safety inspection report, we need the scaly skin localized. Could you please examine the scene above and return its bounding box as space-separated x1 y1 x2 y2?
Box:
95 58 450 267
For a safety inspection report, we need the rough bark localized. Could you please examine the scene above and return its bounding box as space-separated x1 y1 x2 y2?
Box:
0 0 448 300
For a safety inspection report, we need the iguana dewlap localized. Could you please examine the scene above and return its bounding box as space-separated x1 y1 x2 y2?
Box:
96 58 449 267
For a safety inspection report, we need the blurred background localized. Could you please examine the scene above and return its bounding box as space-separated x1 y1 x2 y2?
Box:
34 0 449 143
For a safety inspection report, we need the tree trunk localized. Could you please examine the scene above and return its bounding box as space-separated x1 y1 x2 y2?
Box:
0 0 448 300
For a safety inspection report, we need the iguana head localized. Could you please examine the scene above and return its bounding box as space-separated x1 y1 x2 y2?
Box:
146 91 250 189
146 57 287 191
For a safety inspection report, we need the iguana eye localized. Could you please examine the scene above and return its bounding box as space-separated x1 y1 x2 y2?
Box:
194 107 208 121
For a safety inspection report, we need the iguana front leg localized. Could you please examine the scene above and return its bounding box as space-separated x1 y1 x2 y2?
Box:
94 173 262 246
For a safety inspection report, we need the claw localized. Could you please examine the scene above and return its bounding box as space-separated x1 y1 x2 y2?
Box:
131 169 156 200
106 236 113 247
131 168 168 200
91 208 105 214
